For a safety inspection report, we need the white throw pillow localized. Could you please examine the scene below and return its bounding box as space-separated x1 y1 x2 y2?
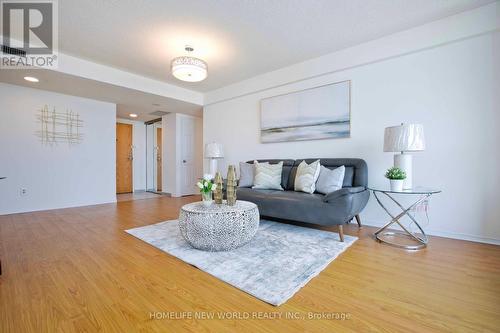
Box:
315 165 345 194
252 161 284 190
294 160 321 194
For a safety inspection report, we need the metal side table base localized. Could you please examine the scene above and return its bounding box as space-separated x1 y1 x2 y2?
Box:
370 187 441 251
375 231 428 250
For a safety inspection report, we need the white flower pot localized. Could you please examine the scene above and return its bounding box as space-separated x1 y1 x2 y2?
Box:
390 179 404 192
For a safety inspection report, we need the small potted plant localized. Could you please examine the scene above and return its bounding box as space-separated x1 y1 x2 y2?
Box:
197 174 217 206
385 167 406 192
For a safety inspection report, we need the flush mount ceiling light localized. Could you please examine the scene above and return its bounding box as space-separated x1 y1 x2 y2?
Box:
171 46 207 82
24 76 39 82
129 113 138 118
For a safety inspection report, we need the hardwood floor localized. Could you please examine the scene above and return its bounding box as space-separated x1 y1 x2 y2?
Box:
116 191 164 202
1 196 499 332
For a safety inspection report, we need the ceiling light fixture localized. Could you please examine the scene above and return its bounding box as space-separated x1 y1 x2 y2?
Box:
129 113 138 118
171 46 207 82
24 76 39 82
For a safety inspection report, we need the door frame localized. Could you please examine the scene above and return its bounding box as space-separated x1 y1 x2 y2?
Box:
145 119 163 194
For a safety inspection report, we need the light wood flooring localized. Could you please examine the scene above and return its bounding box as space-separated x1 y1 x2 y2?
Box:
0 195 499 332
116 191 165 202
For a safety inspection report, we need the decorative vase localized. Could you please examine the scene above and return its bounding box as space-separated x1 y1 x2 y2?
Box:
214 172 223 204
201 191 213 206
390 179 404 192
226 165 237 206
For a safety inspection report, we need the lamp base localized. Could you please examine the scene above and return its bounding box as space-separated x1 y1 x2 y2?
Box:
394 153 412 189
209 159 218 178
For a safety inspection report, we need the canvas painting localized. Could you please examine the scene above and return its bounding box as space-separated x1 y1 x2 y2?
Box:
260 81 350 143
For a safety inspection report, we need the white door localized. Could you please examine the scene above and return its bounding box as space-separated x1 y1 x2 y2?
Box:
180 116 196 196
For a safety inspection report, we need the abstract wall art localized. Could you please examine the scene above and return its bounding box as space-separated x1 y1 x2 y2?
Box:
36 105 83 145
260 80 351 143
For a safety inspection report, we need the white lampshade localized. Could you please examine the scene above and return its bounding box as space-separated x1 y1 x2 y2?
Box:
204 142 224 159
171 56 207 82
384 124 425 152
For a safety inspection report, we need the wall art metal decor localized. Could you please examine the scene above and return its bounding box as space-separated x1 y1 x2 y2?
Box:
260 80 351 143
36 105 83 145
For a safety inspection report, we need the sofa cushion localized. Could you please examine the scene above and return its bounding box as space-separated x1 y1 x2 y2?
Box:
236 188 346 225
342 167 354 187
286 166 298 190
247 159 295 189
299 159 354 187
238 187 325 207
252 161 284 190
316 165 345 194
238 162 254 188
308 158 366 187
294 160 321 194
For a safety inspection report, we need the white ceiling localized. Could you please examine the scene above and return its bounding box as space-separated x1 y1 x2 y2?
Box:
58 0 494 92
0 69 202 121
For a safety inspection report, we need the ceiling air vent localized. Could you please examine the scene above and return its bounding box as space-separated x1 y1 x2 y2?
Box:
1 45 26 57
149 111 170 117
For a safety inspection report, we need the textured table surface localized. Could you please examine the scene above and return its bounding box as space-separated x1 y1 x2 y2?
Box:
180 200 257 214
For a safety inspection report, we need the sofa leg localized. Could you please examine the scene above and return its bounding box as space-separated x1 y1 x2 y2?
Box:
338 225 344 242
355 214 362 228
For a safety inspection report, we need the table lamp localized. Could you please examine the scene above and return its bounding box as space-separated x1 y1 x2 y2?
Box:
383 123 425 189
204 142 224 177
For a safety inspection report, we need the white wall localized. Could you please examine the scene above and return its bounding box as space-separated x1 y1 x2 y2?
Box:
117 118 146 191
0 83 117 214
203 9 500 244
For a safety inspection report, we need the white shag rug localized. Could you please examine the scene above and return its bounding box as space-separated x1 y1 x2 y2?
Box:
126 219 356 306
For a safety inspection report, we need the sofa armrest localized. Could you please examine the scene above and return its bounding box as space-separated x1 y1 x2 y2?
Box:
323 186 366 203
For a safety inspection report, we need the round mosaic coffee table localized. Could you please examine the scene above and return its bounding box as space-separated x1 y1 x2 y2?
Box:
178 200 260 252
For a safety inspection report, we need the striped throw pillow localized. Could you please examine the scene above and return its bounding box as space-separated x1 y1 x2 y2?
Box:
294 160 321 194
252 161 284 190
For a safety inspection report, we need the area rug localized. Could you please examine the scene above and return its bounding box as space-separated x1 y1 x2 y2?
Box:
125 220 357 306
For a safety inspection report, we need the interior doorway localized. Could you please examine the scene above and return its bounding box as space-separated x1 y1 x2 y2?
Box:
116 123 133 193
146 119 163 193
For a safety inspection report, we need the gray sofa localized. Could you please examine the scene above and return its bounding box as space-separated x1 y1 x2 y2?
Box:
236 158 369 241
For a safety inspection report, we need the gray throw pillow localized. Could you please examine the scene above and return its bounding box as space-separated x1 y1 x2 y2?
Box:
238 162 254 188
315 165 345 194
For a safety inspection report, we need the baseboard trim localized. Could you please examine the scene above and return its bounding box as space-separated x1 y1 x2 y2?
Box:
0 198 118 216
361 219 500 246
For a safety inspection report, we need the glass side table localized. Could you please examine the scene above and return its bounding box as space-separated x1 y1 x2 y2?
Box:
369 186 441 250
